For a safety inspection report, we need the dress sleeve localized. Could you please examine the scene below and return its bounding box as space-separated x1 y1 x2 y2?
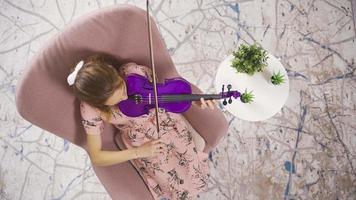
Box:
119 62 154 82
80 101 104 135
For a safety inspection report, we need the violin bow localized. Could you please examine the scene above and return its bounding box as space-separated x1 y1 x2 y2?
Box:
146 0 161 136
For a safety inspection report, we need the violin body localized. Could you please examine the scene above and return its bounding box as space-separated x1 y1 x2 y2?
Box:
118 74 193 117
118 74 241 117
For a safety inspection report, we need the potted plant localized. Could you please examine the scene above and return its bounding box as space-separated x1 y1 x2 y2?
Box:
240 89 254 104
270 71 285 85
231 44 269 76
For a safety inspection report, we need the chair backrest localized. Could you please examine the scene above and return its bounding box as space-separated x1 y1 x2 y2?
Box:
15 4 178 152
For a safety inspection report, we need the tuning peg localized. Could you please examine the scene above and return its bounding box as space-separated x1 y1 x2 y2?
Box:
227 84 232 90
222 84 228 105
228 97 232 104
223 99 227 105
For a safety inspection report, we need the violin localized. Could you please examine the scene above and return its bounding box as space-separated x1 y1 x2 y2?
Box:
117 73 241 117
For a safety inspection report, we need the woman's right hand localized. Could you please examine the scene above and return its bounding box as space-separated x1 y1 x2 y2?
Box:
135 138 166 158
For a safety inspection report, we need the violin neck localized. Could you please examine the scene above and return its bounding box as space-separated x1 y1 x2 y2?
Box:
160 94 222 102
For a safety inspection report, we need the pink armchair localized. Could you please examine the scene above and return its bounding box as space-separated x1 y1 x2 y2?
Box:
15 4 228 200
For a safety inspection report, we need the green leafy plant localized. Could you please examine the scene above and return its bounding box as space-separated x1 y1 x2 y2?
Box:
231 44 268 75
240 89 254 104
270 71 285 85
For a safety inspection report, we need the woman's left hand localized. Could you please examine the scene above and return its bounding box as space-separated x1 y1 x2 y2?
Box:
192 98 218 110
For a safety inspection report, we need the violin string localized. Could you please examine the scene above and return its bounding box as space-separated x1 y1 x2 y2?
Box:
137 97 222 103
127 94 224 103
138 95 221 99
135 96 222 102
138 97 219 101
139 97 218 100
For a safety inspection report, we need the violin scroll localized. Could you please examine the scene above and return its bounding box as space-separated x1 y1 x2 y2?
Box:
221 84 241 105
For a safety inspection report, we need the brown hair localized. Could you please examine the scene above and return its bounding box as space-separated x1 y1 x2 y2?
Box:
69 53 124 122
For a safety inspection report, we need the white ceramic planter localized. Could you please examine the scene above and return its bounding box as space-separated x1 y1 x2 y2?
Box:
214 53 289 121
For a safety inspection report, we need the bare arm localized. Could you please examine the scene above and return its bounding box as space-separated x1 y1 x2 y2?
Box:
87 133 139 167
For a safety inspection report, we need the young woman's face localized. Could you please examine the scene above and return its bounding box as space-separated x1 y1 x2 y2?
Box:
103 82 128 106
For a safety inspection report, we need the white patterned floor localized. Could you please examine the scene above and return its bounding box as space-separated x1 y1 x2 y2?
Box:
0 0 355 200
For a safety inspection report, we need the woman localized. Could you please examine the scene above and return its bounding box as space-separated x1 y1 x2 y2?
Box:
68 53 217 200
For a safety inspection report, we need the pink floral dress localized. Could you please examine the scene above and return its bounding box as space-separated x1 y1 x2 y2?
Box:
80 62 210 200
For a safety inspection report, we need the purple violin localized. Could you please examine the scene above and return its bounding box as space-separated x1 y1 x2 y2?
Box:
117 74 241 117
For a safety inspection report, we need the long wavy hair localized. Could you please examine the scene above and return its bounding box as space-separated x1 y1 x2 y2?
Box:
69 53 125 122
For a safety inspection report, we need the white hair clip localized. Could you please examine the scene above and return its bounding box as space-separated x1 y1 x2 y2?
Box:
67 60 84 86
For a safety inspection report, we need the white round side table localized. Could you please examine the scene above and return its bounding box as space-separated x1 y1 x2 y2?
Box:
214 53 289 121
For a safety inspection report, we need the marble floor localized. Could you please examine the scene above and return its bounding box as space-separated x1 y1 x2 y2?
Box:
1 0 355 199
